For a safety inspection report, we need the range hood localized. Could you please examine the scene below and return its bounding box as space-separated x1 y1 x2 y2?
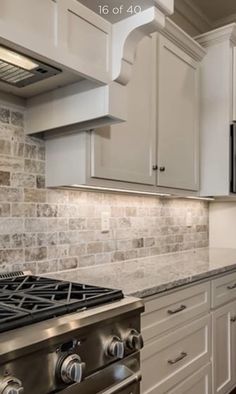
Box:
25 80 127 135
0 0 174 131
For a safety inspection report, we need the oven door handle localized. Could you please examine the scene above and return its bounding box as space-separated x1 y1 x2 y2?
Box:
100 371 141 394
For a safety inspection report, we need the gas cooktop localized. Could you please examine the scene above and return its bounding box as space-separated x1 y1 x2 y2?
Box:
0 273 123 333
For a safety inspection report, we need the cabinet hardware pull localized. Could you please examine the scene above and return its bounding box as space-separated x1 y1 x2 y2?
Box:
168 352 187 365
227 283 236 290
152 165 158 171
159 166 166 172
231 316 236 323
167 305 187 315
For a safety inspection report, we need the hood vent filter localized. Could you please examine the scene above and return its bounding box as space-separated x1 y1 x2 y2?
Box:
0 46 61 87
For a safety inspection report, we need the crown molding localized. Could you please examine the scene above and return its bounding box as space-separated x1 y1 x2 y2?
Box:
195 23 236 47
154 0 174 16
174 0 212 35
161 19 206 61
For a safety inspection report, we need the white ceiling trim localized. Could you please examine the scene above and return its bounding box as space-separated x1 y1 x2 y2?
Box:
195 23 236 47
163 19 206 60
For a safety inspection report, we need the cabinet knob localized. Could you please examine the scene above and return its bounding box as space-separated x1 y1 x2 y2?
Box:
159 166 166 172
152 165 158 171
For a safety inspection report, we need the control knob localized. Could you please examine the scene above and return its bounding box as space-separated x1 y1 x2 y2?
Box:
60 354 85 384
106 336 125 359
126 329 144 351
0 378 24 394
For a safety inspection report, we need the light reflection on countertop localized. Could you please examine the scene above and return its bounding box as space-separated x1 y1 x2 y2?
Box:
45 248 236 298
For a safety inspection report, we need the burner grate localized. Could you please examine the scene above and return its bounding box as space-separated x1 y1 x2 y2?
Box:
0 276 59 292
0 276 123 333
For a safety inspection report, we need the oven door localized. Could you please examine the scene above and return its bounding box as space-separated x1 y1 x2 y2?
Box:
60 355 141 394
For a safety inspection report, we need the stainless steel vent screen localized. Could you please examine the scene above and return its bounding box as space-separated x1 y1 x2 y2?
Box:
0 46 61 87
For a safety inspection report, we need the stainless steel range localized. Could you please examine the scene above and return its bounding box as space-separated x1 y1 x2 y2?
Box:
0 272 144 394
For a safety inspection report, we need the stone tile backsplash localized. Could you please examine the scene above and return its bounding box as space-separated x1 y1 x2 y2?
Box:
0 105 209 274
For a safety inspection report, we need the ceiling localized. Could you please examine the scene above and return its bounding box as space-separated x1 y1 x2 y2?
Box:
190 0 236 25
171 0 236 37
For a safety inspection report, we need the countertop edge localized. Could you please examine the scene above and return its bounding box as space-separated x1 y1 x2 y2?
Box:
130 263 236 298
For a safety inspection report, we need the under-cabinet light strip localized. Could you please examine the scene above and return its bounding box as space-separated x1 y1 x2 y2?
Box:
70 185 214 200
186 196 215 201
71 185 171 197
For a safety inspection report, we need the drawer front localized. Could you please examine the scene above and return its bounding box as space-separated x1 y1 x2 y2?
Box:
141 315 211 394
168 364 212 394
142 282 210 341
212 272 236 308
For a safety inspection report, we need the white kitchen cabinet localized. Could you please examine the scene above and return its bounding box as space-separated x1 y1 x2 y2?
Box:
195 24 236 197
46 20 205 192
140 271 236 394
90 21 204 193
156 34 200 191
91 23 204 192
212 300 236 394
141 282 211 394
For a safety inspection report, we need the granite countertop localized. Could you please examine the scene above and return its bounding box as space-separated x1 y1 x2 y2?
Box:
45 248 236 298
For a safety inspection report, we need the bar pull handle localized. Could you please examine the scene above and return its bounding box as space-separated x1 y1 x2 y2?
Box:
167 305 187 315
227 283 236 290
168 352 188 365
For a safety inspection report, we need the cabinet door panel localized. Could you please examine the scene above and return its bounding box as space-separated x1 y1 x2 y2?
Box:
91 36 156 185
157 36 199 191
212 301 236 394
0 0 56 47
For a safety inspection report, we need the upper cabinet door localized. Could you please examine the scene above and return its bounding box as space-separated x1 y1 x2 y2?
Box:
157 36 199 191
90 35 156 186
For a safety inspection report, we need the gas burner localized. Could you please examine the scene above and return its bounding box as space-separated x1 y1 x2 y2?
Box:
0 275 123 333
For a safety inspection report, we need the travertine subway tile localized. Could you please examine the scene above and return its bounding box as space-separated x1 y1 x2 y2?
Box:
0 105 209 274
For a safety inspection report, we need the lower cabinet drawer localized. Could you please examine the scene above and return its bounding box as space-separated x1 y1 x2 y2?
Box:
211 272 236 309
141 315 211 394
142 282 210 341
167 363 212 394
